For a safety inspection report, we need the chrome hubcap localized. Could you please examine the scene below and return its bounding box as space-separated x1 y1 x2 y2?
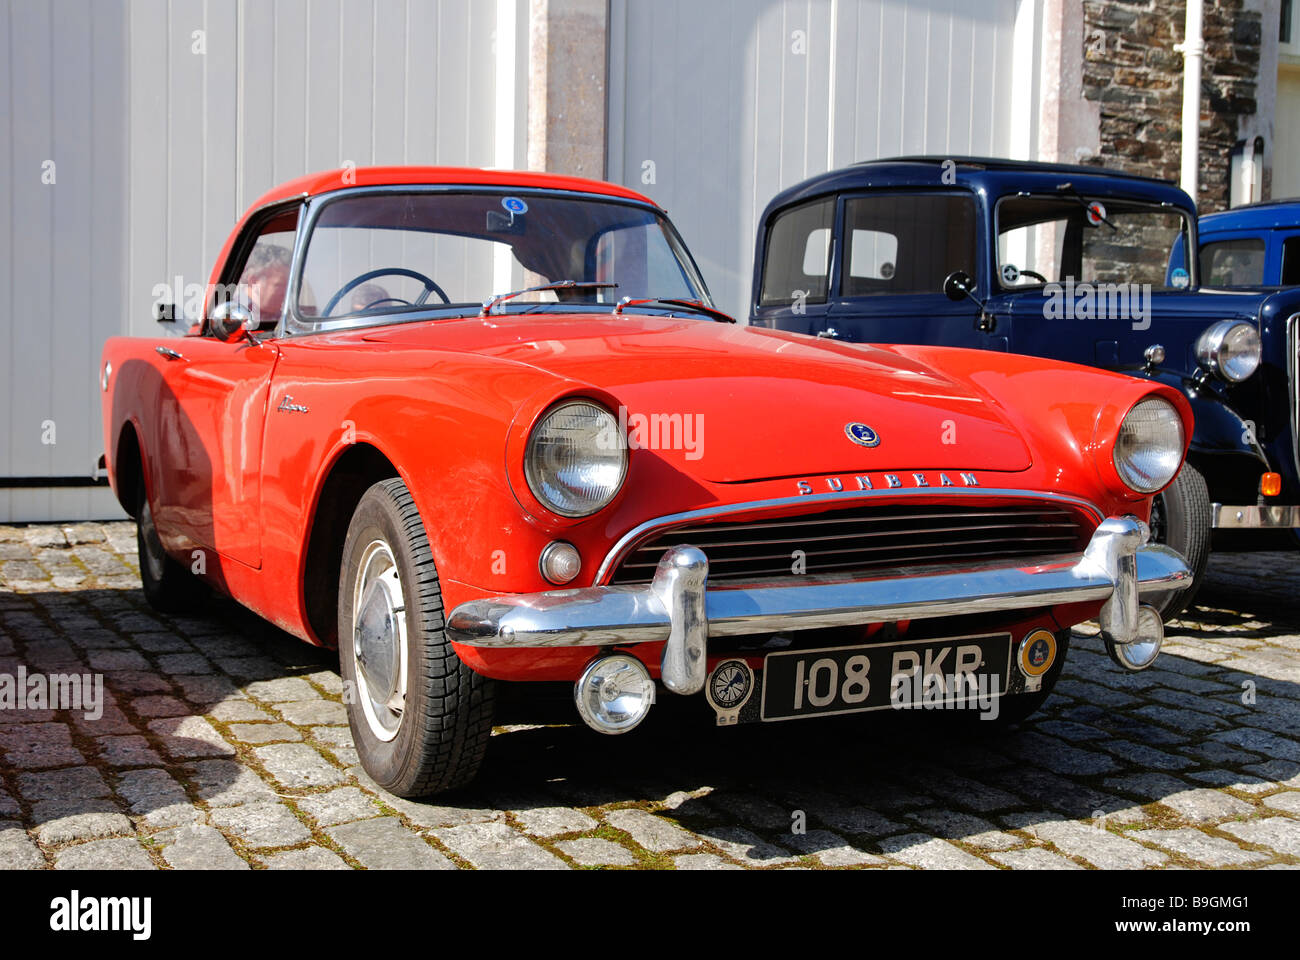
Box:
351 540 407 742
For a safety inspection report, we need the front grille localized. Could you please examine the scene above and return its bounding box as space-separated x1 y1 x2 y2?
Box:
608 502 1094 584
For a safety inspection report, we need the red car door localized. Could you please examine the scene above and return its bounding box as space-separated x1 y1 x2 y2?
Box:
153 336 279 569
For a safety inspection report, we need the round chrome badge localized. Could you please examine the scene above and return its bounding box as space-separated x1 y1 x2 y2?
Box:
845 423 880 447
1017 629 1057 678
706 659 754 726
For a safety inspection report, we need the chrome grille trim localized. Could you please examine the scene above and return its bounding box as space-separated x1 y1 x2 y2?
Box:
605 499 1095 585
595 487 1106 584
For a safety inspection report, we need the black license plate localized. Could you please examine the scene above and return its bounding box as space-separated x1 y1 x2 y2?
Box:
759 633 1011 722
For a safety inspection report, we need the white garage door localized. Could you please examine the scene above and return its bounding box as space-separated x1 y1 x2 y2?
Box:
0 0 516 522
608 0 1024 319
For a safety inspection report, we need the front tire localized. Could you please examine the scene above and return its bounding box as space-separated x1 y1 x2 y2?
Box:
1148 463 1211 620
338 479 495 797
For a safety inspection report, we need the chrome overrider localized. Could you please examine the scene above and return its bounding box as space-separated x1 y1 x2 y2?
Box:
446 515 1191 707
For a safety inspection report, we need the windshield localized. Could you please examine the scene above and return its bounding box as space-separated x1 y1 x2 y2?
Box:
294 190 708 324
996 195 1193 290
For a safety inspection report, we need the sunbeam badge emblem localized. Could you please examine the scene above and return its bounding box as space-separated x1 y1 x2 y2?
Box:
844 422 880 447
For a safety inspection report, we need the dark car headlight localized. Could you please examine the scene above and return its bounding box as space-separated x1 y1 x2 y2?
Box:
1195 320 1261 382
524 401 627 517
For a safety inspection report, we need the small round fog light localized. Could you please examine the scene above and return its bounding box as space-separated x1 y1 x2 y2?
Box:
539 541 581 585
1105 603 1163 671
574 654 654 734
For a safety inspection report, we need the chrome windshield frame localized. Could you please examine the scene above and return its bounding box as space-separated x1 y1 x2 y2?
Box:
278 184 714 339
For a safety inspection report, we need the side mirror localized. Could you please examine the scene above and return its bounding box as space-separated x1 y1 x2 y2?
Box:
943 271 976 303
208 301 258 343
942 270 995 333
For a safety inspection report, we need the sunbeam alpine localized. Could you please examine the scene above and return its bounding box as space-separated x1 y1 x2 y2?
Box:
101 167 1192 797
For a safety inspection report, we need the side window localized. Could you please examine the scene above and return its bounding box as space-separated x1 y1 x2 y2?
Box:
1281 236 1300 286
759 197 835 306
1200 238 1266 287
216 207 300 331
843 194 976 296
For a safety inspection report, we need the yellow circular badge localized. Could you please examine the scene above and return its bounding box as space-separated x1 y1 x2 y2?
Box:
1018 630 1057 678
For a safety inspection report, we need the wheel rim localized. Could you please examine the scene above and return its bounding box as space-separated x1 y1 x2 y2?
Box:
139 499 167 583
350 539 408 742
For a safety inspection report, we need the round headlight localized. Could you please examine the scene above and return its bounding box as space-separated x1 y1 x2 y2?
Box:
524 401 627 517
1113 397 1185 494
1195 320 1261 382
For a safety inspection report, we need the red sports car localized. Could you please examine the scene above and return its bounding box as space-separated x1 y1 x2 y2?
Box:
101 167 1192 797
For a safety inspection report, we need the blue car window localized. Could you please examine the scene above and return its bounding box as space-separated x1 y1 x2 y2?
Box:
759 197 835 306
841 195 976 296
1282 237 1300 286
1200 238 1267 286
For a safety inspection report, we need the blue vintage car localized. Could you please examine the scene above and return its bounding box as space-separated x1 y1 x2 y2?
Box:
1192 198 1300 287
751 157 1300 617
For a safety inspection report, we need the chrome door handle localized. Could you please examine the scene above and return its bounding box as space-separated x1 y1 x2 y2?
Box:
155 345 185 361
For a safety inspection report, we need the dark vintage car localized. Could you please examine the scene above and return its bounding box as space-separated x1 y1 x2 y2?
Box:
1194 198 1300 287
751 157 1300 618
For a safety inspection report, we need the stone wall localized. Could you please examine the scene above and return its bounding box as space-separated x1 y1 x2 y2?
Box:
1082 0 1264 212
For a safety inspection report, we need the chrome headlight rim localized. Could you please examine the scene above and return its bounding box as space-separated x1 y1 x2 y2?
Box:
1112 396 1186 495
1195 319 1261 383
524 400 628 519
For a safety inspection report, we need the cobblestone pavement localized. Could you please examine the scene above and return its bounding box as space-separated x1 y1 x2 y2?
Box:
1 521 1298 870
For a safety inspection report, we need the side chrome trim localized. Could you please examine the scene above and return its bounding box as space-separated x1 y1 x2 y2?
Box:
593 487 1107 584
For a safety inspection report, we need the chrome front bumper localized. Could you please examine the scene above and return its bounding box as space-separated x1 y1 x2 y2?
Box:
1213 503 1300 529
445 516 1190 696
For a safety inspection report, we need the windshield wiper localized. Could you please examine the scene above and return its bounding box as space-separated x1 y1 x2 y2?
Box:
1055 182 1118 230
612 296 736 324
479 280 617 316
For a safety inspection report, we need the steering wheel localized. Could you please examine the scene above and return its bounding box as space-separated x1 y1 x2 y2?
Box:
322 268 451 317
1018 268 1049 283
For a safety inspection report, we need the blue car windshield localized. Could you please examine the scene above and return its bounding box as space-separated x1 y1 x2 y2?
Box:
996 195 1193 290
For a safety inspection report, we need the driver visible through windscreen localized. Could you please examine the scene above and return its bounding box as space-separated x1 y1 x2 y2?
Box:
295 191 709 323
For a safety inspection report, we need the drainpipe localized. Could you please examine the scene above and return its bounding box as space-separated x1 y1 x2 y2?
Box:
1175 0 1205 205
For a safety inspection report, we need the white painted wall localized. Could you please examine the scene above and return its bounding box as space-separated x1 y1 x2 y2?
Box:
608 0 1027 319
1 0 522 522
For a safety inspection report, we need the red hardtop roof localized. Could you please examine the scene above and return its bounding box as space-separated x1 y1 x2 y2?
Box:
247 166 654 211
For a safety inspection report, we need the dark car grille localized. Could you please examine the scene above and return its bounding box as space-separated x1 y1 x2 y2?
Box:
608 502 1094 585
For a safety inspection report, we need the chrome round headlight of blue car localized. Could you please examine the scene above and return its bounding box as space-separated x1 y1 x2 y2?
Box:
1195 319 1261 382
525 401 627 517
1113 397 1185 494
